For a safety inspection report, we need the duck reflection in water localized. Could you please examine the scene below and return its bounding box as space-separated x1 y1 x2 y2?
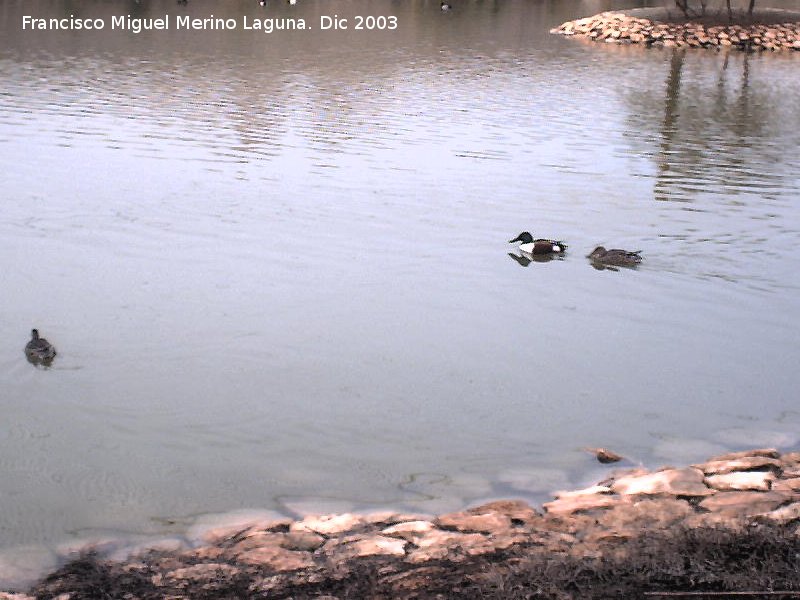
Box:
507 252 565 267
25 328 57 368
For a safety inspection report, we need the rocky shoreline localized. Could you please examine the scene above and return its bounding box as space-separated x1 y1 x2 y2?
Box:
551 8 800 51
3 447 800 599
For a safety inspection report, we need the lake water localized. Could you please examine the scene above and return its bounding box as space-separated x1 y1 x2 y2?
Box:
1 0 800 580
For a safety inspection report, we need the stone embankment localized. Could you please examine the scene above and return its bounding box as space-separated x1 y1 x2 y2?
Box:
3 448 800 599
551 9 800 51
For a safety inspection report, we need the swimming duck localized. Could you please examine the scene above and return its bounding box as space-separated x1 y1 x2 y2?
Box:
25 329 57 363
288 0 297 5
587 246 642 267
441 1 452 10
508 232 566 255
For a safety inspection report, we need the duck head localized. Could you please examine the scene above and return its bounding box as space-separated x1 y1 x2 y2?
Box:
587 246 607 259
509 232 534 244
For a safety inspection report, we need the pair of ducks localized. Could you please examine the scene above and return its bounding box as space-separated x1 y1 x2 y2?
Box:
25 329 57 366
509 231 643 267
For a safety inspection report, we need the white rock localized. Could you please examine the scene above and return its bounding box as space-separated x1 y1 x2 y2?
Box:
695 456 782 475
381 520 436 540
291 513 364 535
705 471 774 492
611 467 714 497
555 485 612 499
342 535 407 558
762 502 800 524
698 491 787 517
186 509 289 545
543 493 621 515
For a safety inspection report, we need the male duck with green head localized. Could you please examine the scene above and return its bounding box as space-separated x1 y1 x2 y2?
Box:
509 231 567 255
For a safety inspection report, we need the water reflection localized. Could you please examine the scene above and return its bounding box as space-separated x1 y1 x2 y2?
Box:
507 252 565 266
587 260 637 272
626 47 800 206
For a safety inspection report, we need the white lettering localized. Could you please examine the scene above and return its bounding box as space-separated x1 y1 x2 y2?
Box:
176 15 236 30
22 15 105 30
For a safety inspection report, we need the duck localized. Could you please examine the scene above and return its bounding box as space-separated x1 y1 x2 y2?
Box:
508 231 566 255
441 1 452 10
288 0 297 5
177 0 188 5
25 329 57 362
259 0 266 5
587 246 642 267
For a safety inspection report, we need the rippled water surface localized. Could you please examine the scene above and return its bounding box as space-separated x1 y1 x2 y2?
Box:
2 0 800 570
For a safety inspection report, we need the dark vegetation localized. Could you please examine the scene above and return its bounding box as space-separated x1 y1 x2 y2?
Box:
30 522 800 600
657 7 800 25
673 0 782 22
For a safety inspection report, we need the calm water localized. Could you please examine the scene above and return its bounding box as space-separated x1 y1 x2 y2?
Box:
2 0 800 579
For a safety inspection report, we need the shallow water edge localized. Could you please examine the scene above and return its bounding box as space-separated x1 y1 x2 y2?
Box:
2 446 799 595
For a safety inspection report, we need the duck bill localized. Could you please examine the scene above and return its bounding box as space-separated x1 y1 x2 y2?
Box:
508 235 523 244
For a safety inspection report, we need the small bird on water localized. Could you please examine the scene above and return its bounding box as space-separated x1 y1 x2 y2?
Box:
587 246 643 267
25 329 57 364
441 1 452 11
509 231 567 255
